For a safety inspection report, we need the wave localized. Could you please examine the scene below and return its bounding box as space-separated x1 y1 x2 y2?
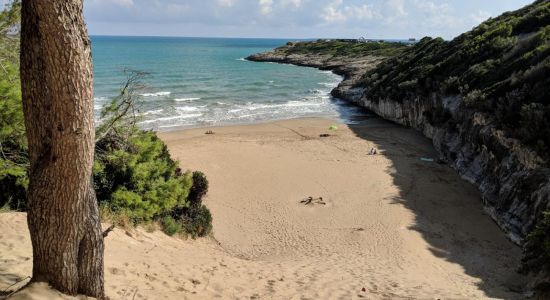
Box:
140 113 203 124
140 109 164 116
174 97 201 102
175 106 204 112
236 58 246 61
141 91 171 97
318 82 336 88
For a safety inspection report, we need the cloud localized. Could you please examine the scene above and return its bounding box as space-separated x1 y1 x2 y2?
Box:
322 0 380 24
322 0 345 23
259 0 273 15
83 0 534 40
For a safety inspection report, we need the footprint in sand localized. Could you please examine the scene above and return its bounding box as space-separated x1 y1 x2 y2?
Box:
108 267 126 276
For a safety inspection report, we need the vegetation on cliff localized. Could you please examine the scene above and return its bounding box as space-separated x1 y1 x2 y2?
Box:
360 0 550 161
0 0 211 238
283 39 407 57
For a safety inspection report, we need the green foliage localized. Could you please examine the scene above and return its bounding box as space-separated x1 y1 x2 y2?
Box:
94 129 193 223
360 0 550 160
161 216 182 236
188 171 209 207
94 71 212 237
283 40 407 58
171 171 212 238
93 73 194 224
182 205 212 238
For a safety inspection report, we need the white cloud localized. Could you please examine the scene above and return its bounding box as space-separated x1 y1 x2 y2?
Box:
259 0 273 15
322 0 345 23
84 0 533 40
322 0 380 23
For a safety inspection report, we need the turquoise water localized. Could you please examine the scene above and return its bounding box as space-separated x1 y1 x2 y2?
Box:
92 36 365 130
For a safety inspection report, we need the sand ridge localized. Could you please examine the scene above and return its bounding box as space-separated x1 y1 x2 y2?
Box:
1 117 525 299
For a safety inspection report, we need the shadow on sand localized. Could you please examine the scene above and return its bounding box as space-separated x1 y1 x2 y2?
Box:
334 100 526 299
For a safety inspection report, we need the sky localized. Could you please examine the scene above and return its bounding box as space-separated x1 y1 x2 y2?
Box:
2 0 536 39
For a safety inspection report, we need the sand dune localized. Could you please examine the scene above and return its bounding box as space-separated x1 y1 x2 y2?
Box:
1 118 525 299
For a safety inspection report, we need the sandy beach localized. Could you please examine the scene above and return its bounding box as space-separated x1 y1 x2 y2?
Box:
1 117 525 299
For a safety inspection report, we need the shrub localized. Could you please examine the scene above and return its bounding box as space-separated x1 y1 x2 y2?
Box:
188 171 209 207
161 216 182 236
94 129 193 223
171 171 213 238
182 205 213 238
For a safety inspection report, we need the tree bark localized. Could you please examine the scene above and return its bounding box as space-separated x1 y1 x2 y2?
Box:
20 1 104 298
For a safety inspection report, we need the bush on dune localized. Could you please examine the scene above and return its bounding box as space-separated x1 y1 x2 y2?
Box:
170 171 212 238
93 71 212 237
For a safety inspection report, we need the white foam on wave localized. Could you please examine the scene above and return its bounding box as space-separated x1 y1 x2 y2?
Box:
140 109 164 116
236 58 246 61
139 113 203 124
230 100 325 114
175 97 201 102
176 106 203 112
141 91 171 97
318 82 336 88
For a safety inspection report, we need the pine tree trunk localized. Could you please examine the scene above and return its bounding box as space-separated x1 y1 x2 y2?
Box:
20 1 104 298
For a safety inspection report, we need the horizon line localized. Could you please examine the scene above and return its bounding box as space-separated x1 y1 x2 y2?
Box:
89 34 424 41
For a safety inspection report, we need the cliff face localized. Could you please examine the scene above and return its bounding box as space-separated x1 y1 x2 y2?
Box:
248 49 549 248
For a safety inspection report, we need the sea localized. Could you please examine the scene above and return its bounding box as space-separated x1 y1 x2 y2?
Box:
92 36 368 131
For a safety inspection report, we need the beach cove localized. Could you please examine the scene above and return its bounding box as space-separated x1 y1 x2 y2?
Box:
2 117 523 299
